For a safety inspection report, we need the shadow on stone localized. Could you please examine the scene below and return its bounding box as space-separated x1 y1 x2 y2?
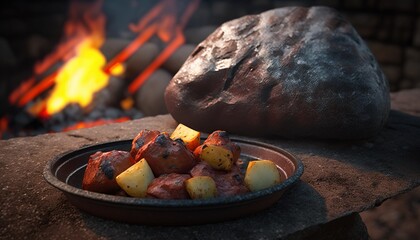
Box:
268 110 420 181
80 181 327 240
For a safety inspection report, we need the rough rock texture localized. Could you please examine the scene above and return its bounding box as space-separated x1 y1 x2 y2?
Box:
165 6 390 139
361 88 420 240
0 109 419 239
361 186 420 240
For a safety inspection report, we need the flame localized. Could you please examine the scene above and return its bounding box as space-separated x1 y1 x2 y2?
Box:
46 40 108 115
8 0 199 120
34 0 105 76
43 0 115 115
1 0 202 139
8 0 109 116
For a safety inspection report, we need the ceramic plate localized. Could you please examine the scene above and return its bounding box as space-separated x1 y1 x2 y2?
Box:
43 137 303 225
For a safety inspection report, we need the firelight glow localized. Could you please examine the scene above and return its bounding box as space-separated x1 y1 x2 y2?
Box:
7 0 198 120
46 40 109 115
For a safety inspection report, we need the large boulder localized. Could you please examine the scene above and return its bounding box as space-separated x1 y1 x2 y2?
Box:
165 6 390 139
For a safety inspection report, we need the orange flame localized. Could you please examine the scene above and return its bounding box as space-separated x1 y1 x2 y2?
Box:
9 0 110 115
11 0 107 109
8 0 199 121
46 40 108 115
34 0 105 76
44 0 115 115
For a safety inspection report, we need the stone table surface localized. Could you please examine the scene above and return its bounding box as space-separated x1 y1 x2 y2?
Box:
1 105 420 239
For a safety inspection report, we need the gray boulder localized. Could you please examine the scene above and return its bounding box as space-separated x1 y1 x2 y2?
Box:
165 6 390 139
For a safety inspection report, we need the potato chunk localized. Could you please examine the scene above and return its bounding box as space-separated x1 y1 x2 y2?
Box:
170 123 201 151
194 130 240 162
244 160 281 192
185 176 217 199
190 161 249 197
199 145 234 171
116 158 155 197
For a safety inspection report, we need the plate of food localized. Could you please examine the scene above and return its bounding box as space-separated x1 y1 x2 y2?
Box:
43 124 303 225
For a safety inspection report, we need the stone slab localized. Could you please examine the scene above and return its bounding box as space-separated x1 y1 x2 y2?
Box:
0 108 419 239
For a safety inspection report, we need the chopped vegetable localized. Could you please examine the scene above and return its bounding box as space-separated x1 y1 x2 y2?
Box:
170 123 201 151
185 176 217 199
199 144 234 171
244 160 281 191
116 158 155 197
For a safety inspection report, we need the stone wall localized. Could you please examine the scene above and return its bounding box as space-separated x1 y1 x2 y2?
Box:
331 0 420 91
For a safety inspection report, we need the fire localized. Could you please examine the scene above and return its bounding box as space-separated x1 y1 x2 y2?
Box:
9 0 109 116
45 0 111 115
46 39 109 115
11 0 199 117
3 0 200 138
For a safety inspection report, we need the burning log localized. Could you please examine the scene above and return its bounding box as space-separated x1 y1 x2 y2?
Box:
128 29 185 94
113 0 200 94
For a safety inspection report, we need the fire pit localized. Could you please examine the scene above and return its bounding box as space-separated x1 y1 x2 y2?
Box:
1 0 202 138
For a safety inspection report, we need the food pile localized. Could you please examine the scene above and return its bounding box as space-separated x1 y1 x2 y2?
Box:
82 124 284 199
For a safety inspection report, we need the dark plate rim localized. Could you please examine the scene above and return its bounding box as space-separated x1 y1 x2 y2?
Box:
43 137 304 208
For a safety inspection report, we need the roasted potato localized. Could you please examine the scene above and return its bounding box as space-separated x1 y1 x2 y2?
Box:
84 127 286 200
199 144 234 171
185 176 217 199
190 161 248 197
244 160 281 192
116 158 155 197
194 130 240 162
170 123 201 151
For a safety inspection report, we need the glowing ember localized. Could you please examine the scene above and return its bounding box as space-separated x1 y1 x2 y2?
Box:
62 117 130 132
0 117 8 139
46 40 109 115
